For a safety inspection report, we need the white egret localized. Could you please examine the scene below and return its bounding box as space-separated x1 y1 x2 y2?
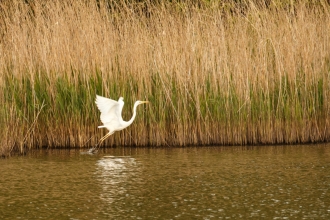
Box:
89 95 149 153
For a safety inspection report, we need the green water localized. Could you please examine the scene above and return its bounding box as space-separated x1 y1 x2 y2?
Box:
1 145 330 219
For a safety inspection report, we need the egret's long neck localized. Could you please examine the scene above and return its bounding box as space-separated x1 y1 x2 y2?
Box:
126 101 140 126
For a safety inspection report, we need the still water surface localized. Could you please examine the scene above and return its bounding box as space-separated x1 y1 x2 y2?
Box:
1 145 330 219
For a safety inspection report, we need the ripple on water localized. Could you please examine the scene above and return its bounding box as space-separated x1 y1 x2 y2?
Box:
0 145 329 219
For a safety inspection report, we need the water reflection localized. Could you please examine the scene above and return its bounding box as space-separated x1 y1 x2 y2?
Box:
95 156 140 206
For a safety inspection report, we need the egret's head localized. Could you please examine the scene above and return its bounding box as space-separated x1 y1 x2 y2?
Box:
118 97 124 101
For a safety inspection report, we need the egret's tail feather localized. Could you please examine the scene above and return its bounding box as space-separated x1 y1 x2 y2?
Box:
98 125 106 128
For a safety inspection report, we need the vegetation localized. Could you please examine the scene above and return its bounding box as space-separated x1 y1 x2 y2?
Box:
1 0 330 156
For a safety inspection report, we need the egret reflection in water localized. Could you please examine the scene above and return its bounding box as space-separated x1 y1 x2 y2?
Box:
95 156 141 204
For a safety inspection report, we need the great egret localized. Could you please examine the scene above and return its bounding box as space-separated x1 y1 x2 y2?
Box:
89 95 149 153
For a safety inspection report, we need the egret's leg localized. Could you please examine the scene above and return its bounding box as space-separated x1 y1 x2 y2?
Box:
97 132 112 146
89 131 113 153
94 131 114 150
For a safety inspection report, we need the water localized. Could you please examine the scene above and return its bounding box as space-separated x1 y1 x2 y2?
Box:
1 145 330 219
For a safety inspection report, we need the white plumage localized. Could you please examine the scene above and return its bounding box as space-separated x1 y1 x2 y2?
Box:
96 95 125 133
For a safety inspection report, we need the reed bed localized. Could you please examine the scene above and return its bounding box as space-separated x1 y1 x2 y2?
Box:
1 0 330 156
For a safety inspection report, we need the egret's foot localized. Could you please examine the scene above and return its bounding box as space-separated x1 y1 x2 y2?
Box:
80 148 98 155
87 147 98 154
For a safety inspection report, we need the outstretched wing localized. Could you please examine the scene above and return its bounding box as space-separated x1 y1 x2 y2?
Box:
95 95 124 128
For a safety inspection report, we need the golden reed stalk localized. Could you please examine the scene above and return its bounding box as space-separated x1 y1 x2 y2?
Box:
1 0 330 156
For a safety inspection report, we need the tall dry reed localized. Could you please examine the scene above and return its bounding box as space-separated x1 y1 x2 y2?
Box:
1 0 330 156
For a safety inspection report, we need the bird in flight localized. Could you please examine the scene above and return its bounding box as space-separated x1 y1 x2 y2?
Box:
88 95 149 153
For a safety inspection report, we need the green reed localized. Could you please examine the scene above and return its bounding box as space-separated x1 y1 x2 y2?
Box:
2 69 329 153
